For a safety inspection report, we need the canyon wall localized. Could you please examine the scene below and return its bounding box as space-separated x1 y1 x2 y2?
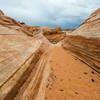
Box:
0 11 50 100
63 8 100 73
71 8 100 37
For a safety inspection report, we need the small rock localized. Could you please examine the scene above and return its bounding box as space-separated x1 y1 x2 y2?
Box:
83 72 88 75
91 71 95 74
75 58 77 60
75 91 78 94
60 79 63 81
60 89 64 91
49 88 52 90
91 78 95 83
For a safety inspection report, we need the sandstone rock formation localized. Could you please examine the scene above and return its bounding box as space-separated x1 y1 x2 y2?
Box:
63 8 100 73
0 11 41 37
0 10 51 100
71 8 100 37
54 27 62 31
65 29 75 35
0 8 100 100
42 27 66 43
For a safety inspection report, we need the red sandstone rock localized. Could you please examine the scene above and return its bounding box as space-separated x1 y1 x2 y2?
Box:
71 8 100 37
54 27 62 31
0 10 41 36
42 27 66 43
0 10 51 100
63 8 100 73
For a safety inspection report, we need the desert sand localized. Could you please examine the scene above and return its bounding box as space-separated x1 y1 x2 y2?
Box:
45 46 100 100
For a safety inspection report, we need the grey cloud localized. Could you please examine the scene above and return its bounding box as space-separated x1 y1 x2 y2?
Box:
0 0 100 29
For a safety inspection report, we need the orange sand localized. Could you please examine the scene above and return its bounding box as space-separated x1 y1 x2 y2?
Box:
45 46 100 100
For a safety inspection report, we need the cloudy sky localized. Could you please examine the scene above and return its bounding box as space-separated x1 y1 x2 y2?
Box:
0 0 100 29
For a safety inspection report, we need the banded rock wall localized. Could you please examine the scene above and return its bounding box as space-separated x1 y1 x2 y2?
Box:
63 8 100 73
0 10 51 100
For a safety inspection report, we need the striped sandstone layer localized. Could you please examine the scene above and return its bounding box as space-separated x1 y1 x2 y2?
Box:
63 8 100 73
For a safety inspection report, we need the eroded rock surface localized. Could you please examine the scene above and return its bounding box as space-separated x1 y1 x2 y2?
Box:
71 8 100 37
63 36 100 73
42 27 66 44
63 8 100 73
0 8 100 100
0 11 41 37
0 10 51 100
